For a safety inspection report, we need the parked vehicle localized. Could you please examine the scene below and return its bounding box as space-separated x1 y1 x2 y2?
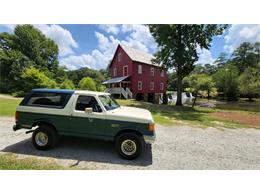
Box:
167 91 195 104
13 89 156 159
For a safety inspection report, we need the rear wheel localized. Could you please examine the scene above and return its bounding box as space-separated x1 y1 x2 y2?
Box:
32 125 59 150
116 133 143 160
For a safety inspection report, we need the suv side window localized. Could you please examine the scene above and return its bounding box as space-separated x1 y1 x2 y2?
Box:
75 95 102 113
24 92 71 108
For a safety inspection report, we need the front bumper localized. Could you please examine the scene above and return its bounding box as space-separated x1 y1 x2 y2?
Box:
143 134 156 144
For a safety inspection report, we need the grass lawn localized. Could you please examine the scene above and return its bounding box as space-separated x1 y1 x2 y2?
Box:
0 153 69 170
117 99 259 128
0 97 22 116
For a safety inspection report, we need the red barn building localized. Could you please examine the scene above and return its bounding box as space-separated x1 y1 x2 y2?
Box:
103 44 167 103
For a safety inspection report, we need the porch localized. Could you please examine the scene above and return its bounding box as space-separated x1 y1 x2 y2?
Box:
103 76 133 99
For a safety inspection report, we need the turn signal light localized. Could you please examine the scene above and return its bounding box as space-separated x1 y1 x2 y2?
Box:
148 123 155 131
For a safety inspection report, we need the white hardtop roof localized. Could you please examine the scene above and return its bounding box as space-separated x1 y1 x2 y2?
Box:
74 90 110 96
120 44 160 67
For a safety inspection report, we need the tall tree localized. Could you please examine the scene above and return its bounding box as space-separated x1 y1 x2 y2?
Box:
13 25 59 73
214 52 228 68
232 42 257 73
238 66 260 101
149 24 227 105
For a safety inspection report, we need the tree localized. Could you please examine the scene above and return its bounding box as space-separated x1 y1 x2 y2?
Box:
214 52 228 68
149 24 227 105
78 77 97 91
232 42 258 73
184 74 216 100
213 65 239 101
60 79 75 90
21 66 57 96
239 66 260 101
13 25 59 73
0 25 59 93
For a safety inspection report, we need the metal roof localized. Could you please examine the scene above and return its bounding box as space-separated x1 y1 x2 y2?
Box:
102 75 129 84
120 44 160 67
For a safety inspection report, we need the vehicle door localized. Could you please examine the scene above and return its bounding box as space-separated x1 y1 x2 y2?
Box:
69 95 106 136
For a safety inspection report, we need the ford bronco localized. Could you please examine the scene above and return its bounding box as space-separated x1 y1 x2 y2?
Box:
13 89 156 159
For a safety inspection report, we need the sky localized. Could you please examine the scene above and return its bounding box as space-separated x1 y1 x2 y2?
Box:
0 24 260 70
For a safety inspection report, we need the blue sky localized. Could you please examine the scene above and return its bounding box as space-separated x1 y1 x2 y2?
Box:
0 24 259 70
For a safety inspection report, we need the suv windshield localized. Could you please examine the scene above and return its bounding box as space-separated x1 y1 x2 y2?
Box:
99 95 120 111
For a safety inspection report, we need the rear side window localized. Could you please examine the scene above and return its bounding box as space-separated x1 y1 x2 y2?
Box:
22 92 72 109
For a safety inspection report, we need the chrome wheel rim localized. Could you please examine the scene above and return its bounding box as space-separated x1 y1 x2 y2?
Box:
35 132 48 146
121 139 137 156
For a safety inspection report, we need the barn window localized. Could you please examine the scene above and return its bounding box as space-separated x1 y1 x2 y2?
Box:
123 65 128 76
160 82 164 90
138 81 142 90
113 68 117 77
118 52 122 62
161 70 164 77
138 65 142 74
150 67 154 76
150 81 154 90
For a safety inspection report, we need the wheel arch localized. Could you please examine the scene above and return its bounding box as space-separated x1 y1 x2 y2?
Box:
115 129 143 139
32 120 57 132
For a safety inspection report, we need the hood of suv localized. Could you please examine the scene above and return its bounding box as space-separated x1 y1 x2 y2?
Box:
106 106 154 123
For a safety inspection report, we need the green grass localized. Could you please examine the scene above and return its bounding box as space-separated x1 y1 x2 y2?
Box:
0 97 22 116
0 153 69 170
117 99 255 128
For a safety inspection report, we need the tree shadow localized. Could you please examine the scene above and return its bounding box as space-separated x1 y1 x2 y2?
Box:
1 136 153 168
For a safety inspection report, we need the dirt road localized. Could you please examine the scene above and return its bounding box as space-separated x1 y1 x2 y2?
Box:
1 117 260 169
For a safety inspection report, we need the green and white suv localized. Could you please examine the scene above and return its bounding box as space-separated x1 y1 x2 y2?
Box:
13 89 156 159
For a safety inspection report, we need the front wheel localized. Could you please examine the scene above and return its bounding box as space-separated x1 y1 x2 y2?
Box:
116 133 143 160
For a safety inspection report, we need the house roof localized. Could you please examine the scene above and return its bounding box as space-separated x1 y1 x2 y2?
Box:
120 44 160 67
102 75 130 84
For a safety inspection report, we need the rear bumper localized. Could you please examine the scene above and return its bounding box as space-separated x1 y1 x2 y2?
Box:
143 134 156 144
13 124 21 131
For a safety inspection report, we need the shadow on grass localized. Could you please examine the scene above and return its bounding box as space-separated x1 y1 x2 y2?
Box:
1 136 153 168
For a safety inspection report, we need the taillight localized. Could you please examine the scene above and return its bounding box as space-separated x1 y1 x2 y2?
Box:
15 111 19 122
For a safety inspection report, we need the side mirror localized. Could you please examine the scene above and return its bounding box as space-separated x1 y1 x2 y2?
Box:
85 107 93 114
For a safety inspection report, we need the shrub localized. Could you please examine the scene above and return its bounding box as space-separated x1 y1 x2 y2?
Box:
78 77 96 91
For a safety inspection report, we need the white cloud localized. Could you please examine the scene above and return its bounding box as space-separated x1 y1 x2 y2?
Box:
121 24 157 52
98 24 120 35
196 47 215 65
34 24 78 56
0 24 78 57
224 24 260 53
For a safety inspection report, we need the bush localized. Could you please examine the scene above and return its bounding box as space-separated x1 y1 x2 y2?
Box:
60 79 75 90
21 66 57 94
78 77 96 91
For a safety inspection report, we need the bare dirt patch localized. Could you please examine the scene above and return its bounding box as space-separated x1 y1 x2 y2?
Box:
210 111 260 128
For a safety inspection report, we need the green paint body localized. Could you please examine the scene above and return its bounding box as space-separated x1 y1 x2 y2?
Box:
17 112 151 141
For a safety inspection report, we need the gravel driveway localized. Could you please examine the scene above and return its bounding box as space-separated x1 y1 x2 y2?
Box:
0 117 260 169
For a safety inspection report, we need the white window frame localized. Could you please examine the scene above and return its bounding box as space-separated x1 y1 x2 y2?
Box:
161 70 164 77
138 81 142 90
150 81 154 90
160 82 164 90
113 68 117 77
123 65 128 76
118 52 122 62
151 67 154 76
138 64 142 74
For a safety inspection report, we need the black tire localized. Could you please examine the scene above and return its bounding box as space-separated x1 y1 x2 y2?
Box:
32 125 59 150
116 133 143 160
